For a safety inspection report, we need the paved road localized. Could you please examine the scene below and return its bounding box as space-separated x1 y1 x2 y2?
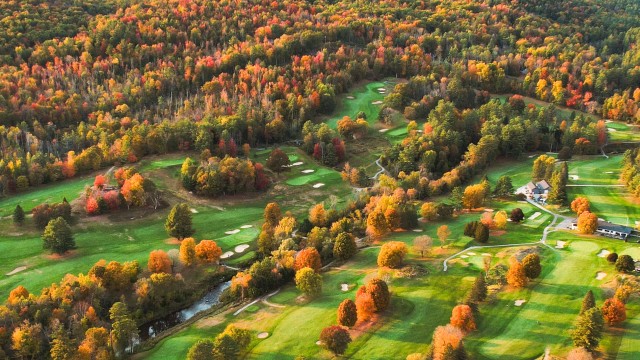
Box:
566 184 625 187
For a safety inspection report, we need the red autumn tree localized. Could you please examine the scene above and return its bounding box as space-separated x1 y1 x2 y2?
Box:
337 299 357 328
86 197 100 215
94 175 106 189
355 289 375 322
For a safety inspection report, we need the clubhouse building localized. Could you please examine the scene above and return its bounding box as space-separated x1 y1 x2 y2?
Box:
570 219 634 240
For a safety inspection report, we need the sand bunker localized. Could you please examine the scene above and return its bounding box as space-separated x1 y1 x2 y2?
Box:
313 183 325 188
6 266 27 276
514 300 526 306
597 249 611 258
413 229 423 232
596 272 606 280
570 175 579 180
608 128 617 132
483 208 494 212
372 100 383 105
257 332 269 339
605 171 614 174
379 128 389 133
225 229 241 235
316 340 323 346
460 255 469 259
377 88 386 92
301 169 315 173
555 241 566 249
220 251 234 259
341 284 349 291
528 212 541 220
482 253 491 256
190 208 199 213
240 225 253 229
235 244 250 253
467 252 476 256
290 161 303 166
346 96 355 99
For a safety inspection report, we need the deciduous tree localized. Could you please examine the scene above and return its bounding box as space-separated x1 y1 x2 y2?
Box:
333 232 357 261
266 148 290 173
521 254 542 279
337 299 357 328
413 235 432 257
437 225 451 248
450 304 476 332
377 241 408 268
42 217 75 254
195 240 222 264
148 250 172 274
319 326 351 355
510 208 525 223
571 197 591 215
295 267 322 297
179 238 197 267
507 260 528 288
615 255 635 273
601 298 626 325
577 211 598 234
294 247 322 271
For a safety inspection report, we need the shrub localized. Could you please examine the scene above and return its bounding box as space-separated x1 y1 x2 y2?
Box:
615 255 635 273
510 208 525 223
319 326 351 355
606 252 618 264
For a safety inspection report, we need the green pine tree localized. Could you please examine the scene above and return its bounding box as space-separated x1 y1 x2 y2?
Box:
571 307 604 351
469 273 488 303
547 162 568 205
13 204 25 225
42 217 75 254
165 203 195 240
581 290 596 315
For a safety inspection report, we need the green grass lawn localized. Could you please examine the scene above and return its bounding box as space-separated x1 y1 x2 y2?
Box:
325 80 396 130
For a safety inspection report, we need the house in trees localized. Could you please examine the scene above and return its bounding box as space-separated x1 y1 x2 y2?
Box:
520 180 551 203
570 219 634 240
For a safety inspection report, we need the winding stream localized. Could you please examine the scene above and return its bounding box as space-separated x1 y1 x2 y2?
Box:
139 280 231 340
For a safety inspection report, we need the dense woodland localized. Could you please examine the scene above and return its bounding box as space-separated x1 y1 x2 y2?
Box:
1 0 640 359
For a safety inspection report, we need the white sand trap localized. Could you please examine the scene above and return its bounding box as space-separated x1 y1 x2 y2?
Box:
467 252 476 256
482 253 491 256
6 266 27 276
608 128 617 132
316 340 323 346
597 249 611 258
460 255 469 259
190 208 199 214
372 100 383 105
235 244 250 253
240 225 253 229
379 128 389 133
341 284 349 291
596 272 606 280
528 155 535 158
220 251 234 259
605 171 614 174
346 96 355 100
291 161 303 166
377 88 386 92
257 332 269 339
301 169 315 174
555 241 566 249
313 183 325 188
514 300 526 306
570 175 579 180
413 229 423 232
225 229 241 235
483 208 494 212
528 212 541 220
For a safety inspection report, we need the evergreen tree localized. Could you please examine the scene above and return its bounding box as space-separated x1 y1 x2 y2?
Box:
13 204 25 225
521 254 542 279
469 273 487 303
42 217 75 254
50 325 77 360
548 162 568 205
165 203 195 240
109 302 138 355
571 307 604 351
474 223 489 243
493 176 513 197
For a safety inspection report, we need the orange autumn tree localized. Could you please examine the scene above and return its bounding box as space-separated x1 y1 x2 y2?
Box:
377 241 408 268
577 211 598 234
430 324 466 360
601 298 626 325
450 305 477 333
571 197 591 216
195 240 222 264
179 238 197 267
148 250 172 274
294 247 322 271
355 291 375 322
507 258 528 288
231 271 252 301
8 286 29 305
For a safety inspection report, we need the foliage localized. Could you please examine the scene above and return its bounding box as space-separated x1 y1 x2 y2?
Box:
377 241 408 268
474 223 489 243
606 252 619 264
13 204 24 225
266 148 291 173
577 211 598 234
581 290 596 315
337 299 357 328
179 238 197 267
42 217 75 254
571 307 604 351
437 225 451 248
615 255 635 273
510 208 525 223
148 250 172 274
294 248 322 272
493 176 514 197
195 240 223 264
521 254 542 279
319 326 351 355
450 305 476 333
333 232 357 261
187 339 215 360
506 260 528 288
295 267 322 297
429 324 467 360
165 203 195 240
571 197 591 215
413 235 433 257
601 298 626 325
468 274 487 303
